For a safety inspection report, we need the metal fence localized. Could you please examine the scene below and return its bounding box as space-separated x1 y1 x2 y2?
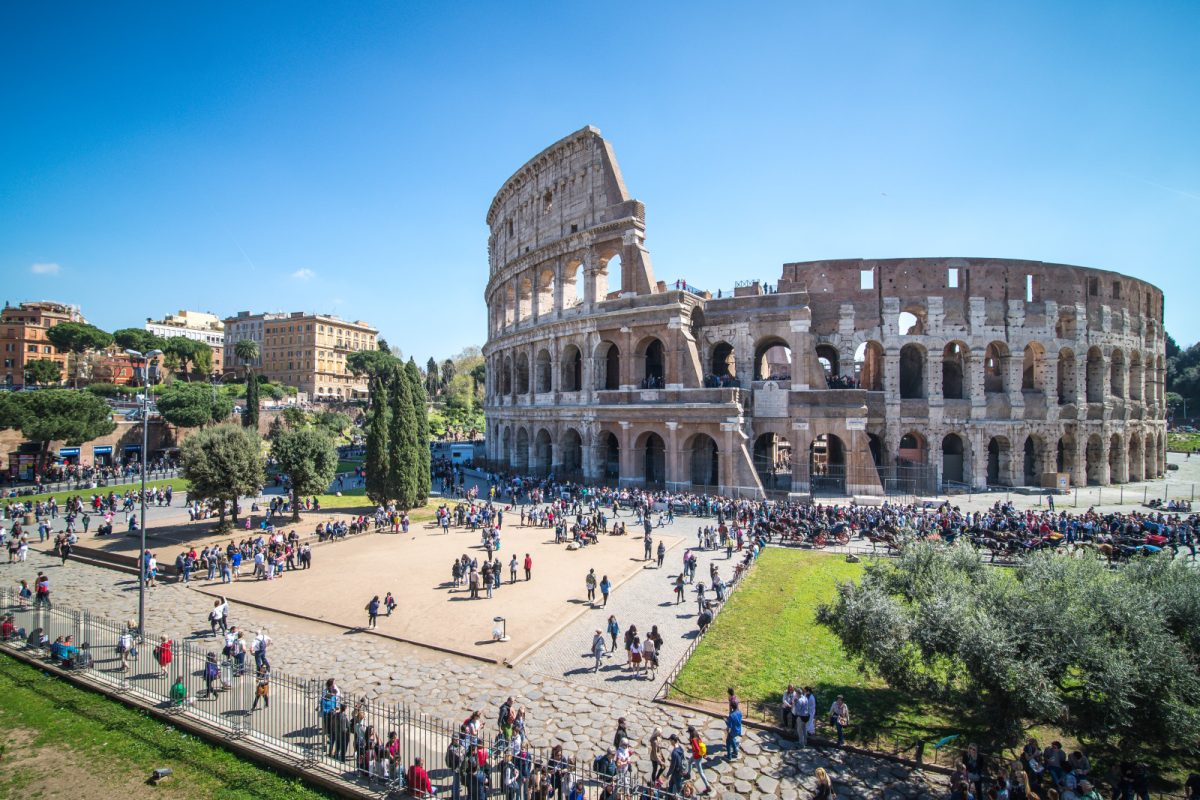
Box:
0 588 693 800
2 467 182 499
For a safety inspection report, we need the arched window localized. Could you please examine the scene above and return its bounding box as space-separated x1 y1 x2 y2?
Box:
686 433 721 488
560 345 582 392
535 349 552 393
515 353 530 394
710 342 736 380
809 434 845 494
561 429 583 476
983 343 1006 394
898 432 928 465
1086 347 1105 403
815 345 839 386
601 254 622 300
942 434 965 484
601 431 620 480
1057 348 1077 404
855 341 884 391
942 342 966 399
899 344 925 399
501 355 513 395
637 432 666 486
596 341 620 390
1022 343 1045 392
752 433 792 491
987 437 1012 486
1109 349 1126 399
513 428 530 472
637 338 665 387
754 338 792 381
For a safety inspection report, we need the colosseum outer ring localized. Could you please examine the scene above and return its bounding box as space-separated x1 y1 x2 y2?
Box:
482 126 1167 497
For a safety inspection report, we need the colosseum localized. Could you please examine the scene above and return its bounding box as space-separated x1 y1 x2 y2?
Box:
482 126 1167 497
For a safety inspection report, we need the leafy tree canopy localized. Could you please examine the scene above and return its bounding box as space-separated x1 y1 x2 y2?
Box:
45 321 113 354
347 349 402 380
23 358 62 386
818 543 1200 753
162 336 213 380
0 389 116 469
156 382 233 428
270 426 338 520
111 328 167 354
180 423 263 528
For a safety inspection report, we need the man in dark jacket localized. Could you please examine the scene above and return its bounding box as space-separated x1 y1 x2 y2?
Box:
667 734 687 796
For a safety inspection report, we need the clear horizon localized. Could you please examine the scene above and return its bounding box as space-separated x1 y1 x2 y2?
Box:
2 1 1197 357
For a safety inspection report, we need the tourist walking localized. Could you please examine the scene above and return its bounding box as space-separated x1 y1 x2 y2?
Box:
599 575 611 607
586 568 597 604
591 630 606 672
606 615 620 652
365 596 380 629
725 701 743 760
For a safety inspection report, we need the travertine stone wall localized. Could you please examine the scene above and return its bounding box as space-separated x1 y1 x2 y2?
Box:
483 130 1167 497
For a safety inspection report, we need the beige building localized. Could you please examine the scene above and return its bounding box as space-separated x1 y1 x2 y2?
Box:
1 301 87 388
145 310 225 375
257 312 378 399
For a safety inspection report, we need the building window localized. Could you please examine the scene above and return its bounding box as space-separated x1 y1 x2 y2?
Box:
947 268 959 288
860 270 874 290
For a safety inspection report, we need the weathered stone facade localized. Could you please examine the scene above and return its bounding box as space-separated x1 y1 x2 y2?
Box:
483 127 1167 496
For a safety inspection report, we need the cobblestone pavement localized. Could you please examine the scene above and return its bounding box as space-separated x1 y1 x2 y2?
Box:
3 538 946 800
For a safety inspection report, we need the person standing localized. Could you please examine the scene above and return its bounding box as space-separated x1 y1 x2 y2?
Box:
586 569 597 604
509 555 519 584
793 689 809 746
250 665 271 711
599 575 611 607
804 686 817 743
365 596 380 629
591 630 606 673
606 615 620 652
829 695 850 746
657 541 666 568
523 553 532 581
725 701 743 760
644 534 653 561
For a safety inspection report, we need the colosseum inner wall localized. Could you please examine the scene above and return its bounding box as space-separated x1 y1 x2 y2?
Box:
482 126 1168 498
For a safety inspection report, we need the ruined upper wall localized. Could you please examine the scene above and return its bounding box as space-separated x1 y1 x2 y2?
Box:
486 126 644 275
778 257 1164 334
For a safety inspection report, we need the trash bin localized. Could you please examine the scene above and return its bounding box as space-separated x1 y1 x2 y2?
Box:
23 513 34 527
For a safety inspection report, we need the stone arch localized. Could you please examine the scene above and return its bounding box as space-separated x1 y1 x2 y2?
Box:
500 426 512 466
710 342 736 379
754 337 792 381
855 341 884 391
1057 348 1077 405
986 436 1012 486
635 336 665 386
815 344 839 385
1128 432 1143 482
898 307 925 336
1022 342 1046 392
941 433 967 484
867 433 883 467
1108 433 1126 482
983 342 1008 394
560 428 583 476
1128 351 1143 402
1110 349 1126 399
1156 430 1165 477
534 348 552 393
1086 347 1105 403
899 343 926 399
503 282 516 327
1022 434 1045 485
517 274 533 320
600 430 620 480
595 340 621 390
1057 433 1077 483
513 427 530 472
1085 433 1105 485
1144 431 1155 479
532 428 553 476
501 355 513 396
634 430 666 486
809 434 846 494
942 342 967 399
1156 356 1166 407
563 260 585 309
560 344 582 392
898 431 928 465
515 352 530 394
600 253 622 300
535 267 555 317
753 432 792 491
685 432 720 488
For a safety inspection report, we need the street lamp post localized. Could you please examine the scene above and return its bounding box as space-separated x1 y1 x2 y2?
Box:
126 348 162 639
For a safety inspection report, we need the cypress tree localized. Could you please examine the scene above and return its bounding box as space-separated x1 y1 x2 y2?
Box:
243 373 260 429
406 357 432 505
364 373 392 505
386 365 418 509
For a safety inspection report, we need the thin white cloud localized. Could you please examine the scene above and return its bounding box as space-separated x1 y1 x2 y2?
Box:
31 262 61 275
291 268 316 281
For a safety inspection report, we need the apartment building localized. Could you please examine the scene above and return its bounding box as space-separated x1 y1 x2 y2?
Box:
254 312 378 399
145 310 225 374
0 301 86 388
222 310 286 371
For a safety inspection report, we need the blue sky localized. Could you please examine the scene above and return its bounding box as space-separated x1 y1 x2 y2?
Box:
2 1 1197 358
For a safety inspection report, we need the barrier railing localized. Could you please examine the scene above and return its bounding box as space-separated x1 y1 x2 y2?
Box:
0 588 692 799
2 468 182 500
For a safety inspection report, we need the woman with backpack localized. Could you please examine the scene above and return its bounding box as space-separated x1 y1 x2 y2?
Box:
250 666 271 711
116 621 136 672
200 652 220 699
687 725 712 794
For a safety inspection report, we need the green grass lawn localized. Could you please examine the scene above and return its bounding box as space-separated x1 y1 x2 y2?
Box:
0 653 334 799
313 488 439 522
0 478 190 509
671 548 959 753
1167 432 1200 453
335 458 363 475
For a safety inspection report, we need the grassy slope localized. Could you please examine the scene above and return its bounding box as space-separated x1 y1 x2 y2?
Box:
0 653 334 799
1167 432 1200 453
1 478 190 509
671 548 955 750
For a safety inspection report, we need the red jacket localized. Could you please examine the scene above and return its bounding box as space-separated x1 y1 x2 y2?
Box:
407 764 432 796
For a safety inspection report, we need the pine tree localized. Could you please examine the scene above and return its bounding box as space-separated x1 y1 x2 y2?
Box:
364 373 392 505
243 373 260 429
426 357 440 397
386 365 418 509
406 357 432 505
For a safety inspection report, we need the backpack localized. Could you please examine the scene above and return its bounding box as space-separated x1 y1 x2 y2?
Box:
320 694 337 714
446 742 465 770
204 661 219 680
697 741 707 757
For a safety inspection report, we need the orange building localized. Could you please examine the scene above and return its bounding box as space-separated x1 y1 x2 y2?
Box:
0 301 86 388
